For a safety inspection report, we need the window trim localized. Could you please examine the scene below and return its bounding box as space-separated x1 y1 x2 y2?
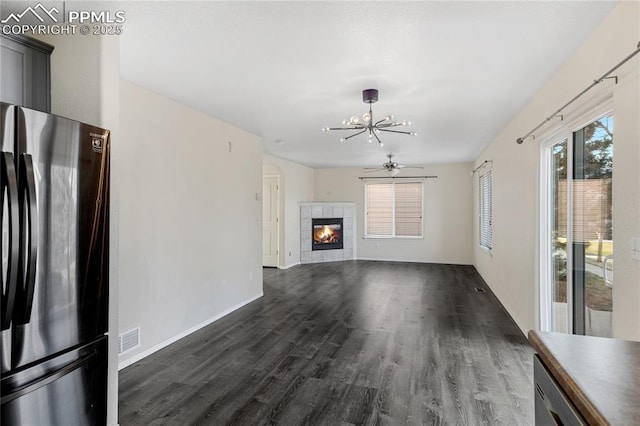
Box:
363 179 424 239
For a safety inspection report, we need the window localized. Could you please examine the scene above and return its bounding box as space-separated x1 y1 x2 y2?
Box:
365 181 423 238
479 170 492 251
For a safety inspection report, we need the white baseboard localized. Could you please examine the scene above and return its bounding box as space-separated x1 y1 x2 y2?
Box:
117 292 263 371
355 256 471 265
495 295 529 337
472 271 529 337
280 262 300 270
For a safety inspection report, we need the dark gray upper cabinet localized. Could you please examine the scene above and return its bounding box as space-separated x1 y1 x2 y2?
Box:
1 34 54 112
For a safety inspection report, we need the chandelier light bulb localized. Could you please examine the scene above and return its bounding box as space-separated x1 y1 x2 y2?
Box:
350 116 359 124
322 127 328 132
411 132 418 136
379 142 384 147
342 119 348 125
385 115 393 121
363 113 371 122
340 137 347 143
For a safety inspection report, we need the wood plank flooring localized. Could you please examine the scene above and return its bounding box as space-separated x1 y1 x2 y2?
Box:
119 261 534 425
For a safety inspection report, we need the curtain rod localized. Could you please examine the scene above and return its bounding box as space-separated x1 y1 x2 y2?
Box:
358 175 438 180
516 41 640 145
472 160 493 175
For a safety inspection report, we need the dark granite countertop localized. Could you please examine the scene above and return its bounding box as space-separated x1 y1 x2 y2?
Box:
529 330 640 425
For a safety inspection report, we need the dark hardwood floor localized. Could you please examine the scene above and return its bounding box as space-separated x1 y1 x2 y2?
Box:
119 261 534 425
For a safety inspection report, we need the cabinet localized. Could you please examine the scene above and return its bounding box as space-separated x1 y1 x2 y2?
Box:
0 34 53 112
534 356 585 425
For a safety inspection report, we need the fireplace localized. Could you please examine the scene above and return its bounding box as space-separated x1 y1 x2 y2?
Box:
312 218 344 251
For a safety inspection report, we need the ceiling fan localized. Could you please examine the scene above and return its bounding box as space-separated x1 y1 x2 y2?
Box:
363 154 423 176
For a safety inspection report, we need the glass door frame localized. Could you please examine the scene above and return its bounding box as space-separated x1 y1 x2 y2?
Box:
540 130 573 333
539 98 613 334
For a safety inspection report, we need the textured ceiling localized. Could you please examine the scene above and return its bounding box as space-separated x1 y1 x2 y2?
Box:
120 1 618 168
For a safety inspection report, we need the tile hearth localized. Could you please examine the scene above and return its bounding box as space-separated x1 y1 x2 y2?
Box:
300 203 355 264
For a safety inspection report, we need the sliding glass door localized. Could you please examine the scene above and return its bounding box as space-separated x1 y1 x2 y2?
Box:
572 114 614 336
542 112 614 337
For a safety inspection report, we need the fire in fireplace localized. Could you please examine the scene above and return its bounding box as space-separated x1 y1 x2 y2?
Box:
312 218 344 250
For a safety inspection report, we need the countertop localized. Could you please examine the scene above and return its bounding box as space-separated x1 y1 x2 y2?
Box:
528 331 640 425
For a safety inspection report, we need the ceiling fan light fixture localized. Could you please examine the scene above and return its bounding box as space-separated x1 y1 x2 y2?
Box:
363 153 424 176
322 89 415 146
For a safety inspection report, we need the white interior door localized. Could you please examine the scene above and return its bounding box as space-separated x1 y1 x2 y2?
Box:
262 176 278 267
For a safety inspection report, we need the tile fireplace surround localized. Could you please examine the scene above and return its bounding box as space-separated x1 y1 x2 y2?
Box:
300 203 355 264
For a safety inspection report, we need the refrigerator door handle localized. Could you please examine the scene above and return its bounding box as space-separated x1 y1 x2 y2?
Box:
0 349 97 404
15 154 38 325
1 152 20 330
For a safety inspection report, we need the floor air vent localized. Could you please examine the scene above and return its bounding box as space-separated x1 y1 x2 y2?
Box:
119 327 140 354
474 287 486 292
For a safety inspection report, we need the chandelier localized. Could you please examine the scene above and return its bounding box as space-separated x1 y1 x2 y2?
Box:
322 89 416 147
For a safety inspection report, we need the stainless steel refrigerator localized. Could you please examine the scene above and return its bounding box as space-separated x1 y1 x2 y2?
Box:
0 102 110 425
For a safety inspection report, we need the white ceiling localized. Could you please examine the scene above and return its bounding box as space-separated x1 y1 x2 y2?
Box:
120 1 618 168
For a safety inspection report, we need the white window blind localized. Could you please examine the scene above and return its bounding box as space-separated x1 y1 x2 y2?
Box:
479 171 493 250
366 183 393 236
365 181 423 238
395 182 423 237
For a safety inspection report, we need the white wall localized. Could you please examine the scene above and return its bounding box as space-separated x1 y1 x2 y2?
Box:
611 64 640 341
473 1 640 339
33 33 121 426
118 80 264 366
263 154 314 268
314 163 474 264
35 34 101 126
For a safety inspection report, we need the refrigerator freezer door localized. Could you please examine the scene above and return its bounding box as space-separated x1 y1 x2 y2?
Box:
1 336 107 426
12 106 110 370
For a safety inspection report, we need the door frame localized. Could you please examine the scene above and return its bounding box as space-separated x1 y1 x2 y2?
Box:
262 174 280 268
538 96 613 333
539 130 573 333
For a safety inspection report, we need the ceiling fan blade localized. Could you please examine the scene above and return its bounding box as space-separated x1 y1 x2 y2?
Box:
402 166 424 170
363 168 385 173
